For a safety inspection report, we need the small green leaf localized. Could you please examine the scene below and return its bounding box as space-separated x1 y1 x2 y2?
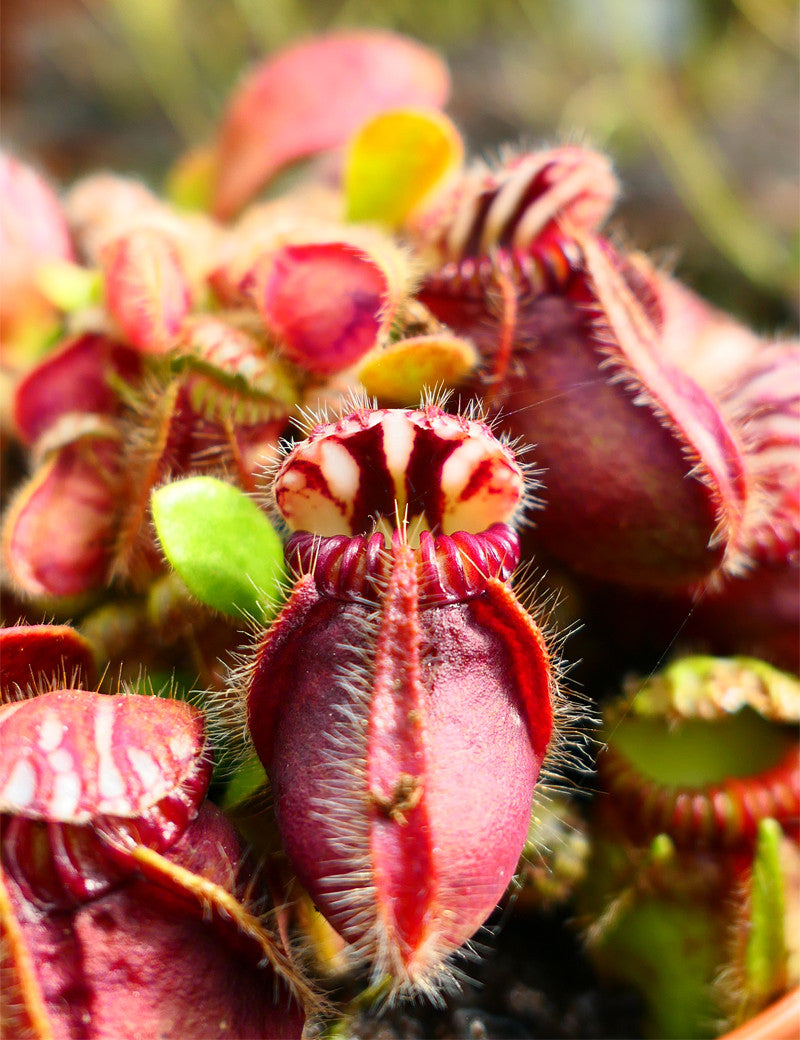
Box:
358 333 477 405
151 476 285 623
221 755 268 810
602 898 720 1039
648 832 676 866
164 145 216 212
745 818 788 1008
344 108 463 227
36 259 102 312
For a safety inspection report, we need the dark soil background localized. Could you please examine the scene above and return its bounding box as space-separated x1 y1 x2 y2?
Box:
343 907 645 1039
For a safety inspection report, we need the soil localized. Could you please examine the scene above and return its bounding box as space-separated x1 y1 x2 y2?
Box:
340 907 644 1039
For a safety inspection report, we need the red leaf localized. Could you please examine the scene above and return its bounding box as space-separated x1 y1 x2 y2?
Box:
13 332 141 445
102 228 192 353
0 626 96 701
213 30 449 219
0 153 74 341
255 242 395 374
3 434 123 598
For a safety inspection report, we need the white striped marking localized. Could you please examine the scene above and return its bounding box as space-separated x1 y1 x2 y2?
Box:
38 711 65 752
126 747 162 792
93 699 127 809
0 757 37 810
51 769 82 819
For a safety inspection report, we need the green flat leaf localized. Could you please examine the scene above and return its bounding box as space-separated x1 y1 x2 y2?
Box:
746 818 788 1007
151 476 285 623
604 898 720 1039
359 333 477 405
344 108 463 227
36 259 102 312
221 754 268 810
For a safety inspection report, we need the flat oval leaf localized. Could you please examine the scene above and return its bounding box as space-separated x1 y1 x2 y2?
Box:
255 241 397 374
212 30 450 219
151 476 285 622
345 108 463 227
4 433 123 599
35 259 102 313
0 625 96 701
102 227 192 353
359 333 477 405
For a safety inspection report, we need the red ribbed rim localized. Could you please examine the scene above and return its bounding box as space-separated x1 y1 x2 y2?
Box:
597 740 799 848
286 522 520 606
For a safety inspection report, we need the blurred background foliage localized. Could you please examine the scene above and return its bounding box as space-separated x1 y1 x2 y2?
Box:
3 0 797 326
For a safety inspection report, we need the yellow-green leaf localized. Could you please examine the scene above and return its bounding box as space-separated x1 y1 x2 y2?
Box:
745 818 789 1009
345 108 463 228
359 333 477 405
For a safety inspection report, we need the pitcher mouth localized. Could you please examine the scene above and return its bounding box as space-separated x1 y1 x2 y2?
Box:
272 404 530 540
598 711 799 849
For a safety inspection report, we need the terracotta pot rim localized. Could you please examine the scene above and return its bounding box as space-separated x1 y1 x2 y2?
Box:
719 988 800 1040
